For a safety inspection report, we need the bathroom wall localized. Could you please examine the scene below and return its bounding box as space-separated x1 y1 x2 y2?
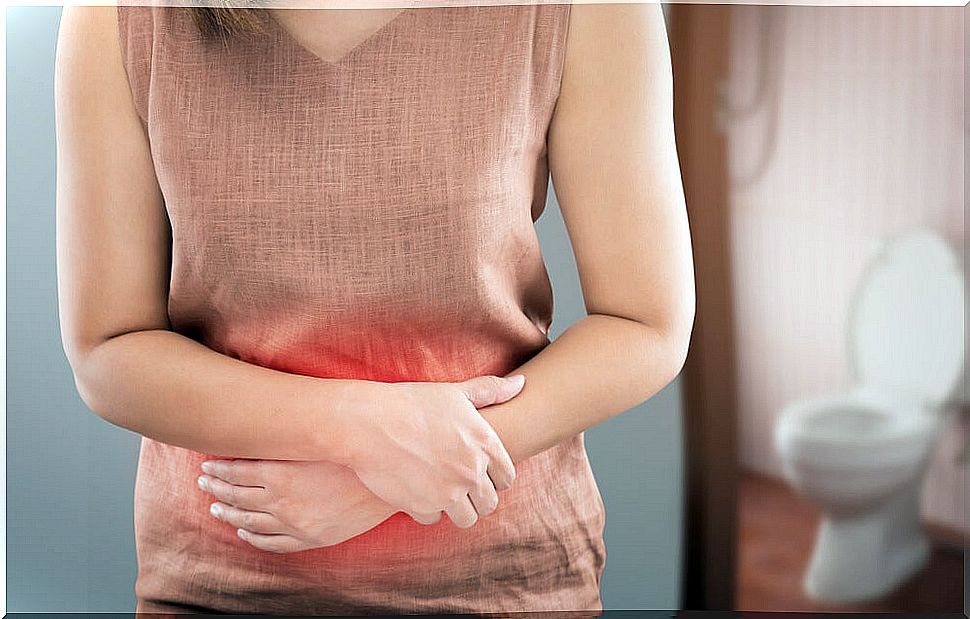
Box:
724 5 965 533
6 6 684 611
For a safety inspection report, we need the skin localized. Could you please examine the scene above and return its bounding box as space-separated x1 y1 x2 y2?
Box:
55 2 694 551
201 460 401 551
268 7 408 63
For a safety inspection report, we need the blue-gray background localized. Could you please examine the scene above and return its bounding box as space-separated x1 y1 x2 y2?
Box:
7 6 683 612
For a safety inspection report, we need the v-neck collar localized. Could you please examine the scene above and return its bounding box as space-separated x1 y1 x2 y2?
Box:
266 8 416 69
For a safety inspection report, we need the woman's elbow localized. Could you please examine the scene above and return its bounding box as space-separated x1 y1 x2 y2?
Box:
72 369 103 419
62 337 107 418
670 304 695 375
61 329 125 424
651 304 695 386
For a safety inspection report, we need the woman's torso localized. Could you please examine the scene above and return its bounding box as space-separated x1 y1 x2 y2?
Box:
117 3 606 614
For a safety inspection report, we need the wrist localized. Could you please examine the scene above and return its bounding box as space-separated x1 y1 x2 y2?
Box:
477 404 521 465
313 378 386 468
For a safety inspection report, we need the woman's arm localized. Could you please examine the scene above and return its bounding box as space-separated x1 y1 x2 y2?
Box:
54 6 370 462
54 7 519 525
478 1 695 463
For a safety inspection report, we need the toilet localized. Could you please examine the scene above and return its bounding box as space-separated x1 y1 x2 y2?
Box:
774 229 966 604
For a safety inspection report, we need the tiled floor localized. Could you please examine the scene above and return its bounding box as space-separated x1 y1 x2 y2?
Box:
736 472 965 613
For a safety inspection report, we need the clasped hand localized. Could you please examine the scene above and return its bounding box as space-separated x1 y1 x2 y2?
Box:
197 374 525 553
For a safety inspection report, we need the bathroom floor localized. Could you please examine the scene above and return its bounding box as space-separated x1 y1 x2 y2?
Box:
736 472 965 613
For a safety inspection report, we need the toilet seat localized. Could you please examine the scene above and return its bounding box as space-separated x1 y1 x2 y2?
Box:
777 393 937 470
778 230 965 470
847 230 965 410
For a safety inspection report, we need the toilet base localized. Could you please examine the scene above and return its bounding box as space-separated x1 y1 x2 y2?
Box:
803 481 930 604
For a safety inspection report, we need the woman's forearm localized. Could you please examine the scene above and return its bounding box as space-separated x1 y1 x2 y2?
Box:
70 313 683 467
71 328 380 462
481 314 690 464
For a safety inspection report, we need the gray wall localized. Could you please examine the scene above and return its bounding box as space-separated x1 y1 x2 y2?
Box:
6 6 682 611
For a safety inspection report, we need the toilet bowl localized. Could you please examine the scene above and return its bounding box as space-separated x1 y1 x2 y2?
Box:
774 230 965 604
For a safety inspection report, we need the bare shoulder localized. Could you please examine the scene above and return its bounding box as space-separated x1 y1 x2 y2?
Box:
56 6 126 93
558 2 671 107
57 5 122 54
55 3 144 144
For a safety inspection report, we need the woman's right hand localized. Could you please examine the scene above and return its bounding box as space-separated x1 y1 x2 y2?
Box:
337 374 525 529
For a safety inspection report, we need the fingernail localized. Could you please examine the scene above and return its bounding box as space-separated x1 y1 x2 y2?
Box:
201 461 214 474
507 374 525 385
210 503 222 518
236 528 248 539
197 476 207 491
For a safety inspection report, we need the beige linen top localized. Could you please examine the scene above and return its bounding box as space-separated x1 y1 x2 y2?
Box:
117 3 606 615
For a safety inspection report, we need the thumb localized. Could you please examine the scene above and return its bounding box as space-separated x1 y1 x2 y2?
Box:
406 511 443 526
459 374 526 409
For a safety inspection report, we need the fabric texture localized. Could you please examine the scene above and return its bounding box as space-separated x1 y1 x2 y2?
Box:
117 3 606 615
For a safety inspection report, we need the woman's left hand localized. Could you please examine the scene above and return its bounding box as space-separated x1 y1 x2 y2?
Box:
197 458 400 553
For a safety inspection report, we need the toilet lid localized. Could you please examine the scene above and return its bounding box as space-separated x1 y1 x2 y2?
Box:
849 230 965 408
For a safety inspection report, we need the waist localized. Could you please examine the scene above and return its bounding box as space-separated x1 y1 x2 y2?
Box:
133 435 603 558
133 436 606 613
174 316 552 384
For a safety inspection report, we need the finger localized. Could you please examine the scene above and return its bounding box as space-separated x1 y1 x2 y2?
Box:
200 459 266 487
444 496 478 529
407 511 442 525
483 432 516 491
235 528 306 554
209 502 289 535
198 475 268 510
468 476 499 517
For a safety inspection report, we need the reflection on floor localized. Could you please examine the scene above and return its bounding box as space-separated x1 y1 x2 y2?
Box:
736 472 964 613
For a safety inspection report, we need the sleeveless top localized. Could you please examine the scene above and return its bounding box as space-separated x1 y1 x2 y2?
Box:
117 3 606 615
